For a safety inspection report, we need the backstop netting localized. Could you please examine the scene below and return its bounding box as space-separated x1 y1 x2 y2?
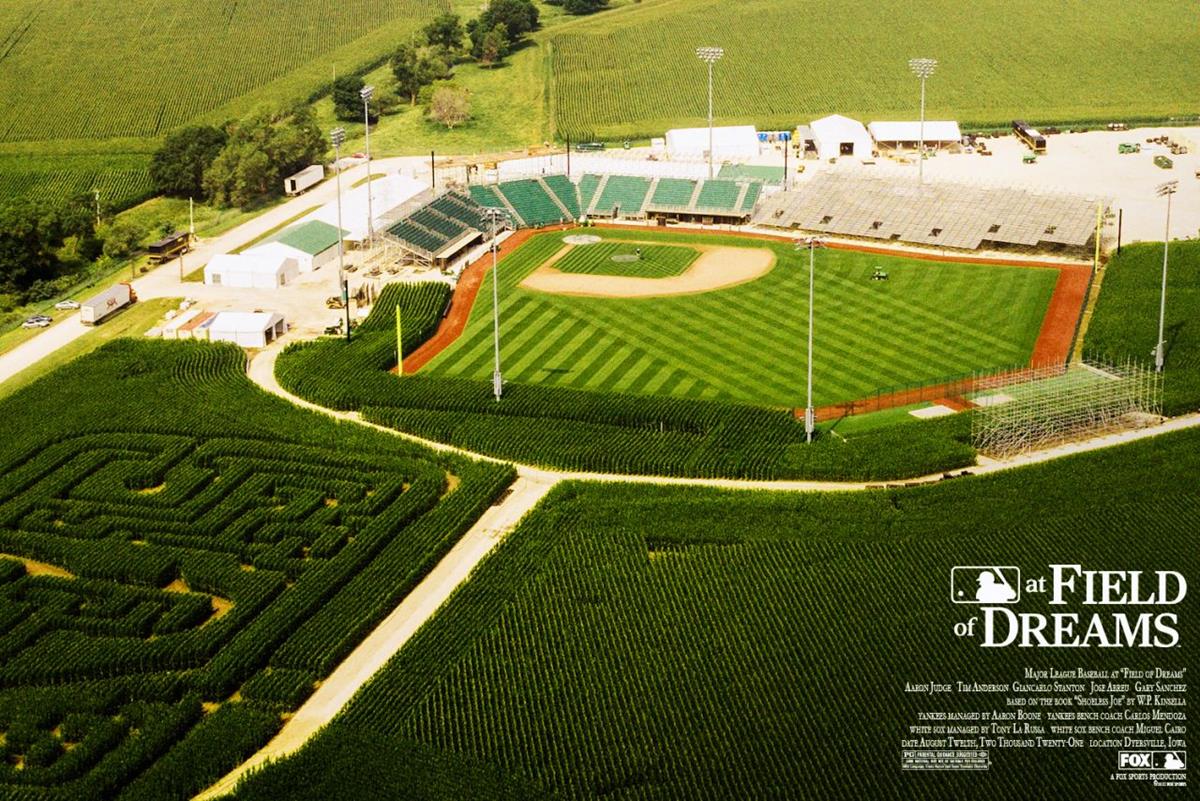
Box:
970 360 1162 458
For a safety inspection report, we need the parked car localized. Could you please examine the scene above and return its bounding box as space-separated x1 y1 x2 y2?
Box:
54 299 80 310
22 317 51 328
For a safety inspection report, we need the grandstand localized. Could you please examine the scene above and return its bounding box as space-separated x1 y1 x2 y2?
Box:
753 173 1105 253
379 190 487 268
588 174 653 218
468 177 576 228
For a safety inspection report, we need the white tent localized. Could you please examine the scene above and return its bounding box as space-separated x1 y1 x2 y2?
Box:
203 253 298 289
810 115 873 161
302 174 428 244
206 311 286 348
868 121 962 148
665 126 760 160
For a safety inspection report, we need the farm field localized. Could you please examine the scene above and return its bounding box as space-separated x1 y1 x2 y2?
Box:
547 0 1200 139
0 339 512 799
232 425 1199 801
423 229 1058 408
0 152 154 213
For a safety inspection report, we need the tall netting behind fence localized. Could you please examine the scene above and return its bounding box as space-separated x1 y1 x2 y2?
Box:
971 360 1162 458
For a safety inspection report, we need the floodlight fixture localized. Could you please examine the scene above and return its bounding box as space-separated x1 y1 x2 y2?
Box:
908 57 938 185
482 207 512 400
696 47 725 179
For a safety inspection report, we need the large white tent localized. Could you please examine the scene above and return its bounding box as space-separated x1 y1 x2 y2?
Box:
868 120 962 149
665 125 760 160
206 311 286 348
810 115 874 161
203 253 298 289
302 174 428 245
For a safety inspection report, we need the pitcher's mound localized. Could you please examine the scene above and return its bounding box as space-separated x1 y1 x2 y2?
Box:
563 234 602 245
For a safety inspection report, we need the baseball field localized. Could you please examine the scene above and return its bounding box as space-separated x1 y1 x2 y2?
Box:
421 228 1060 408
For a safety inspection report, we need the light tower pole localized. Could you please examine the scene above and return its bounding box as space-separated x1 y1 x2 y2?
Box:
482 207 510 400
331 127 350 342
360 85 375 246
696 46 724 179
908 57 937 185
1154 180 1178 373
796 237 824 443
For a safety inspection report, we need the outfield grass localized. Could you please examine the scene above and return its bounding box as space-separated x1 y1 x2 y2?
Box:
547 0 1200 139
234 425 1199 801
551 241 698 278
423 229 1057 408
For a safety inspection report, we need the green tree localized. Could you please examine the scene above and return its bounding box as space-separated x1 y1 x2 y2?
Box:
98 219 145 260
423 13 464 55
479 23 510 67
547 0 609 13
0 202 59 294
391 44 449 105
149 126 228 199
467 0 539 59
204 107 324 208
332 74 369 122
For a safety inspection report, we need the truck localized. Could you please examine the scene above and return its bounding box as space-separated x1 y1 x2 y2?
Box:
80 283 137 325
1012 120 1046 154
147 231 191 264
284 165 324 196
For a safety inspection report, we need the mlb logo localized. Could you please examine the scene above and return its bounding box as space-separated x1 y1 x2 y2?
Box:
1154 752 1186 771
950 566 1020 604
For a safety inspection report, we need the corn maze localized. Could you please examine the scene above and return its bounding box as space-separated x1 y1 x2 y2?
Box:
0 340 513 799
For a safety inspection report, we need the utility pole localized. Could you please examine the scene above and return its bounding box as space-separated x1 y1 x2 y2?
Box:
188 196 195 238
361 85 375 246
696 47 724 179
1154 181 1178 373
908 57 938 185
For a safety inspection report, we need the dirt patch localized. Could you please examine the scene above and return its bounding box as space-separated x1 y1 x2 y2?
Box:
442 473 461 498
0 554 73 579
164 577 234 621
519 243 775 298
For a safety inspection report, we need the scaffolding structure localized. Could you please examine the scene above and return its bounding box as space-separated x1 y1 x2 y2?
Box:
971 360 1162 458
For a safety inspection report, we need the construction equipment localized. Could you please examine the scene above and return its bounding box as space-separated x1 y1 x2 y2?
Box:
1022 152 1037 164
1118 143 1141 154
1154 155 1174 170
325 296 345 309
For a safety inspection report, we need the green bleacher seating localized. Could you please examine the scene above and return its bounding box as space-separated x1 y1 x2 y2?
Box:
411 208 467 240
739 182 762 212
496 179 568 227
649 178 697 208
593 175 652 217
431 193 486 230
694 179 742 211
578 174 601 214
469 185 506 210
542 174 581 219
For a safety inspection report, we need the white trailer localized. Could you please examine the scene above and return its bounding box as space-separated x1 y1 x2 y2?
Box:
80 283 136 325
284 165 324 196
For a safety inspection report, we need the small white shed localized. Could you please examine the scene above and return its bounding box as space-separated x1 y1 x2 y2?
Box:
665 125 760 160
810 115 874 161
204 253 299 289
207 311 286 348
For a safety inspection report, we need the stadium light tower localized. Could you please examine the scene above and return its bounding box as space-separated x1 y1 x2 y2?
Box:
482 207 511 400
696 46 724 179
331 127 351 342
1154 180 1178 373
908 57 938 185
361 85 375 246
795 237 825 443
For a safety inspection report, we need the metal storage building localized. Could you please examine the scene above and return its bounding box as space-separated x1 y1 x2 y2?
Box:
207 311 286 348
246 220 345 272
